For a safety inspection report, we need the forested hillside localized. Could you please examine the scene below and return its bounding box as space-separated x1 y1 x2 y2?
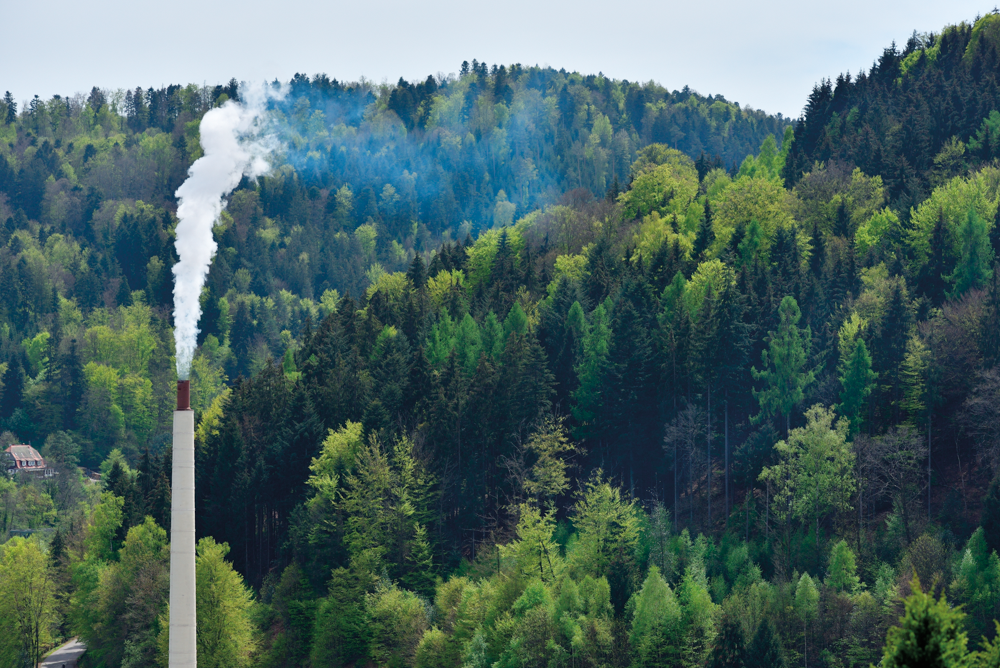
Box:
0 63 786 461
4 12 1000 668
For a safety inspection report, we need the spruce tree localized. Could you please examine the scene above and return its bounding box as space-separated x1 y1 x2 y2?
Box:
709 616 748 668
919 209 951 305
746 621 785 668
407 253 427 289
630 565 684 668
947 208 995 297
880 580 968 668
692 199 716 260
839 337 877 436
752 296 814 434
572 304 612 439
2 91 15 125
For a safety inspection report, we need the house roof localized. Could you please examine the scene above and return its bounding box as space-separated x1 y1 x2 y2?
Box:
5 445 44 461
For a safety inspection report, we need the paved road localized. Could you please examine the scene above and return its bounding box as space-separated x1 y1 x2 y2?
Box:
40 638 86 668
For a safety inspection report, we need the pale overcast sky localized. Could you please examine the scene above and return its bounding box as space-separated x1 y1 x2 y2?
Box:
2 0 994 119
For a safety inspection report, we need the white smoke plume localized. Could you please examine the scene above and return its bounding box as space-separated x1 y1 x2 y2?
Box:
172 86 281 379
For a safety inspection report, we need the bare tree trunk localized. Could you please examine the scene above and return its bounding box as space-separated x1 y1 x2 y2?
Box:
707 384 712 527
928 413 932 522
725 396 730 522
746 490 751 543
674 440 678 533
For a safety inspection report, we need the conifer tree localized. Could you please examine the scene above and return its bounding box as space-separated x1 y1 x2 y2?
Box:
919 209 951 305
709 616 748 668
572 304 612 439
630 565 683 668
752 296 814 434
746 621 785 668
839 337 877 436
947 208 995 297
693 199 716 260
2 92 14 125
407 253 427 289
880 580 968 668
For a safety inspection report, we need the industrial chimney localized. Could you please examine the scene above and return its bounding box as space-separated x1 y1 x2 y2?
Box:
170 380 196 667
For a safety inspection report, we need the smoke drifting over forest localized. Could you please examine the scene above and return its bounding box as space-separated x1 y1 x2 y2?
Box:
172 87 281 378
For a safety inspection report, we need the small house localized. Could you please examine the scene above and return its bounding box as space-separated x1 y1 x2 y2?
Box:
2 444 53 477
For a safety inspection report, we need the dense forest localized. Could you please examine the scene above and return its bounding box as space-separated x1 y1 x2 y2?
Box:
4 11 1000 668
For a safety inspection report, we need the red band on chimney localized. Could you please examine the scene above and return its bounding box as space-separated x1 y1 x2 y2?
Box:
177 380 191 411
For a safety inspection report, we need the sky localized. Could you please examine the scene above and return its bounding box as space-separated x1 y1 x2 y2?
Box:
2 0 994 119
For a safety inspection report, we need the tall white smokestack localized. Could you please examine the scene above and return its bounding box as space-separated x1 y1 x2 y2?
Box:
170 380 196 668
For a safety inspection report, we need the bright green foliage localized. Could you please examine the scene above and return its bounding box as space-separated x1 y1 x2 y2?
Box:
952 529 1000 643
736 134 786 182
306 420 364 503
0 537 55 668
679 563 718 667
523 415 575 508
84 491 125 560
760 405 855 527
0 477 57 533
466 227 525 291
415 627 451 668
504 504 562 582
881 579 969 668
900 334 934 426
856 207 902 253
838 336 877 436
794 573 819 622
21 331 50 378
88 517 168 667
826 540 861 594
974 622 1000 668
310 566 373 668
571 303 611 435
968 111 1000 160
454 314 483 375
752 296 815 427
366 581 430 668
946 208 995 297
569 474 641 578
711 177 794 255
631 565 684 668
189 538 257 668
906 167 999 273
619 157 699 220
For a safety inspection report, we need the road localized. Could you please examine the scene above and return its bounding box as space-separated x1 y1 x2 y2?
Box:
40 638 86 668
